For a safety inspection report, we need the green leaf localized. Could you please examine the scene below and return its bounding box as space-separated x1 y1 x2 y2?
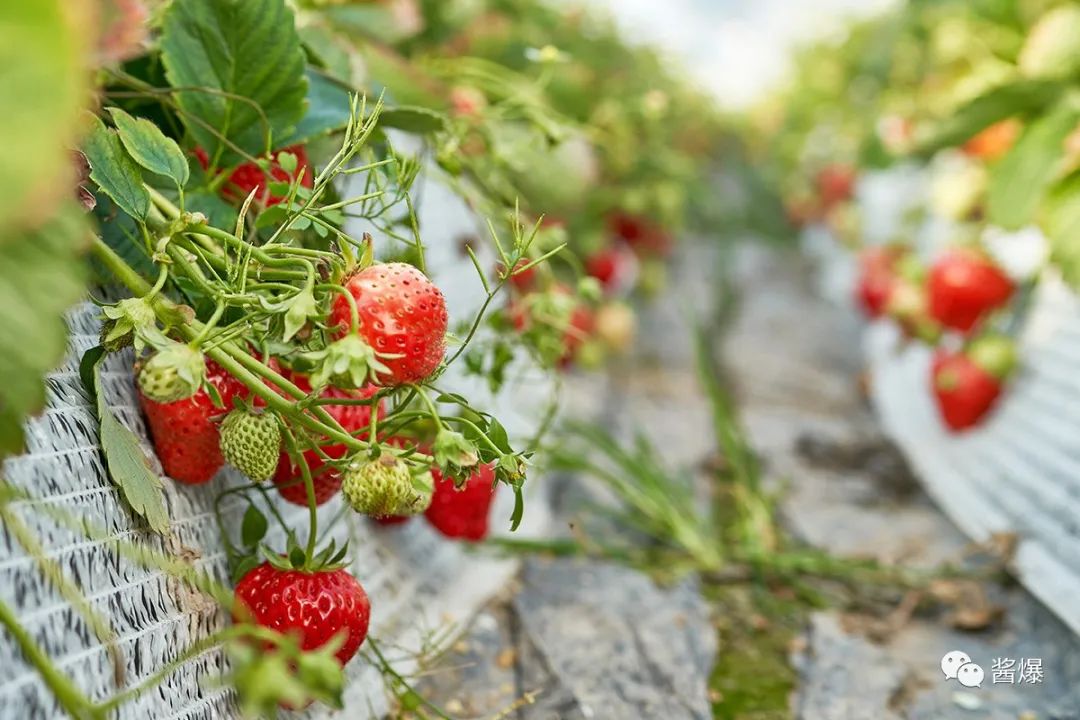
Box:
289 545 305 568
186 191 239 230
510 483 524 532
279 69 353 147
0 205 89 458
914 79 1066 156
160 0 308 166
79 346 106 405
1043 171 1080 288
487 418 511 453
83 116 151 222
94 356 170 534
0 1 90 237
299 26 353 84
356 41 443 110
92 193 155 285
241 505 269 547
378 106 448 135
108 107 190 189
987 99 1080 229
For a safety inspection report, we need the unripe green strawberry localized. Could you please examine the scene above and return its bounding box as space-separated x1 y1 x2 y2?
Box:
342 456 433 518
220 409 282 482
137 344 206 402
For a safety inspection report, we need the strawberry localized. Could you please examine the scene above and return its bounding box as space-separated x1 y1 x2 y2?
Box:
329 262 448 386
585 245 636 293
855 246 904 318
138 344 206 403
927 249 1014 333
449 86 487 117
425 463 497 541
272 373 383 506
593 302 636 353
963 120 1019 161
608 212 672 258
498 258 536 292
194 145 313 206
341 455 433 518
221 409 281 482
234 563 370 667
138 359 247 484
932 335 1018 432
560 303 595 368
816 164 856 211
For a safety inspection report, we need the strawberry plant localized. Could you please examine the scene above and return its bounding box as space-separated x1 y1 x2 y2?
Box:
0 0 736 715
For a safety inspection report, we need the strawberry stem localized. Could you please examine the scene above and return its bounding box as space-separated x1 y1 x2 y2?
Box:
281 427 321 564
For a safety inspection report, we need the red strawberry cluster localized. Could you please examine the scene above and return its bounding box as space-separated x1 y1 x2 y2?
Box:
374 461 499 541
854 243 1019 432
506 280 596 369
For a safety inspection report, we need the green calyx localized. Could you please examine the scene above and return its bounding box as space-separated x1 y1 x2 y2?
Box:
433 428 479 479
307 335 391 389
137 343 206 403
101 297 165 353
261 536 350 575
341 455 433 518
967 334 1019 380
220 409 282 482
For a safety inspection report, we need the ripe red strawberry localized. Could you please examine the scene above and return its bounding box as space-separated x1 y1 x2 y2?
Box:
273 373 383 506
816 164 856 211
449 86 487 117
855 246 904 318
585 245 636 293
498 258 536 292
234 563 370 666
560 304 595 367
608 212 672 258
329 262 448 386
932 335 1017 432
194 145 313 206
425 463 497 541
138 359 246 484
928 249 1014 333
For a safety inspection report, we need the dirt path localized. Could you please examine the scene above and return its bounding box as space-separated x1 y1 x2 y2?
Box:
418 241 1080 719
727 245 1080 720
